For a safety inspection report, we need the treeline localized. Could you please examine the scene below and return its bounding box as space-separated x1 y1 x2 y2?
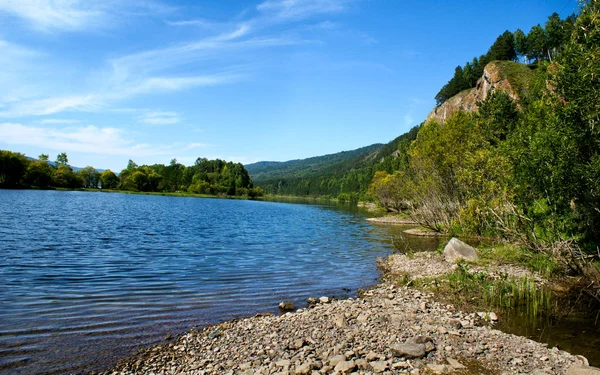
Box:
0 152 262 197
435 12 576 106
370 0 600 258
251 127 419 201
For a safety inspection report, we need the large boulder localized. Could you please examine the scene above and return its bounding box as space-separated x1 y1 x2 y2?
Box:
566 365 600 375
443 237 479 263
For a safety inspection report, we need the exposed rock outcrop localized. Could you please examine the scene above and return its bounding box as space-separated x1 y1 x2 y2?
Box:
426 61 533 124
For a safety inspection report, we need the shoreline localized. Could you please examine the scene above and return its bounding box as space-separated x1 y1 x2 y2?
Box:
99 252 598 375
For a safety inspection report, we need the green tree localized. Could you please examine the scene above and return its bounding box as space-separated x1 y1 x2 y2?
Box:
55 152 69 167
0 150 28 187
79 166 100 188
487 30 516 61
100 170 119 189
24 160 54 188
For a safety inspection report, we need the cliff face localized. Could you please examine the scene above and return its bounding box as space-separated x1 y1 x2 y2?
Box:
426 61 533 124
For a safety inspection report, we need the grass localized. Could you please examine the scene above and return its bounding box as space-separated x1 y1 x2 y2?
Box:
400 262 557 320
475 243 562 277
495 60 536 98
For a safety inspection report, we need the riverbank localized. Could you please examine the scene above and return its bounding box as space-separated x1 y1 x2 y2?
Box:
99 251 598 375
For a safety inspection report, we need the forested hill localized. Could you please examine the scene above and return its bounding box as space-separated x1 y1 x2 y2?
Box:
246 127 419 199
246 144 382 181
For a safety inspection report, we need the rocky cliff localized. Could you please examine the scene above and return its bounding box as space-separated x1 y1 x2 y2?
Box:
426 61 535 124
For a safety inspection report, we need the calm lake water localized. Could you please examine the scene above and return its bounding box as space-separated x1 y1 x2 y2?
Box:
0 190 408 374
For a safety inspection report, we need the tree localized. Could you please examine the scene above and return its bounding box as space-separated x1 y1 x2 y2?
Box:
52 164 81 188
488 30 516 61
38 154 49 162
0 150 28 187
100 170 119 189
24 160 54 188
78 166 100 188
527 24 547 62
514 29 528 60
55 152 69 167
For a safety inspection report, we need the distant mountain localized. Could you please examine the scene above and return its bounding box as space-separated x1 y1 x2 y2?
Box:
246 143 383 181
246 127 419 198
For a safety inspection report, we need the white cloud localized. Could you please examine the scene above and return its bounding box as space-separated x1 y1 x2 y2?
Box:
257 0 351 21
184 142 208 151
0 122 173 157
137 111 181 126
0 94 99 117
0 0 173 32
40 118 81 124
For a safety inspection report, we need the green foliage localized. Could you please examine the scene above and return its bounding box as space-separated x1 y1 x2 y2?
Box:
78 166 100 188
0 150 28 187
248 127 420 199
100 170 118 189
24 160 53 189
118 158 254 196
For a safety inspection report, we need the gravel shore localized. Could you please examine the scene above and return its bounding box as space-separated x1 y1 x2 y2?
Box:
99 252 595 375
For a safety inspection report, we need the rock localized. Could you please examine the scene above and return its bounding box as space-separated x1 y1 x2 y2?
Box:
292 361 313 375
426 364 448 374
365 351 380 361
333 314 348 328
575 355 590 366
566 365 600 375
443 237 479 263
276 359 291 368
489 312 498 321
370 361 388 373
333 360 356 373
446 358 465 370
279 301 296 310
328 354 347 367
319 296 331 303
291 339 305 350
356 312 370 323
307 297 318 305
239 362 252 370
390 343 426 359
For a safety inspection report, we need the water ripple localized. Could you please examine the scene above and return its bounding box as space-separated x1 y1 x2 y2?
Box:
0 190 400 374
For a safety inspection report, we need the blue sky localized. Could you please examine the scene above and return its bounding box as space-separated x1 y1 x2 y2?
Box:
0 0 579 171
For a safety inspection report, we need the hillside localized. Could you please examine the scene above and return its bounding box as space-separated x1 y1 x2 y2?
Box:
427 61 536 123
246 144 383 181
247 128 419 198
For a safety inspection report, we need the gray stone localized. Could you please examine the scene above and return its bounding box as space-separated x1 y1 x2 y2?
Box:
370 361 388 373
319 296 330 303
443 237 479 263
333 360 356 373
279 301 296 310
333 314 348 328
292 362 313 375
328 354 347 367
389 343 427 358
446 358 465 370
566 365 600 375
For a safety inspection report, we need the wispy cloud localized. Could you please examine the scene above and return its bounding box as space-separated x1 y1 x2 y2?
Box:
0 0 173 32
39 118 81 124
184 142 208 151
0 94 99 117
0 122 173 157
137 111 181 126
257 0 352 21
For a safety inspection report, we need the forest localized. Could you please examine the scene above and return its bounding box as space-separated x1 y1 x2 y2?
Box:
0 152 262 197
368 1 600 263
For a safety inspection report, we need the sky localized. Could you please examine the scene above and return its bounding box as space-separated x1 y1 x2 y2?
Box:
0 0 580 171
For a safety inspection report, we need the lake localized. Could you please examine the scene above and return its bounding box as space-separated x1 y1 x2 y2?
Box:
0 190 405 374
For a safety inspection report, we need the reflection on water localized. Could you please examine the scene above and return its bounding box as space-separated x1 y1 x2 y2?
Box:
0 190 403 375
